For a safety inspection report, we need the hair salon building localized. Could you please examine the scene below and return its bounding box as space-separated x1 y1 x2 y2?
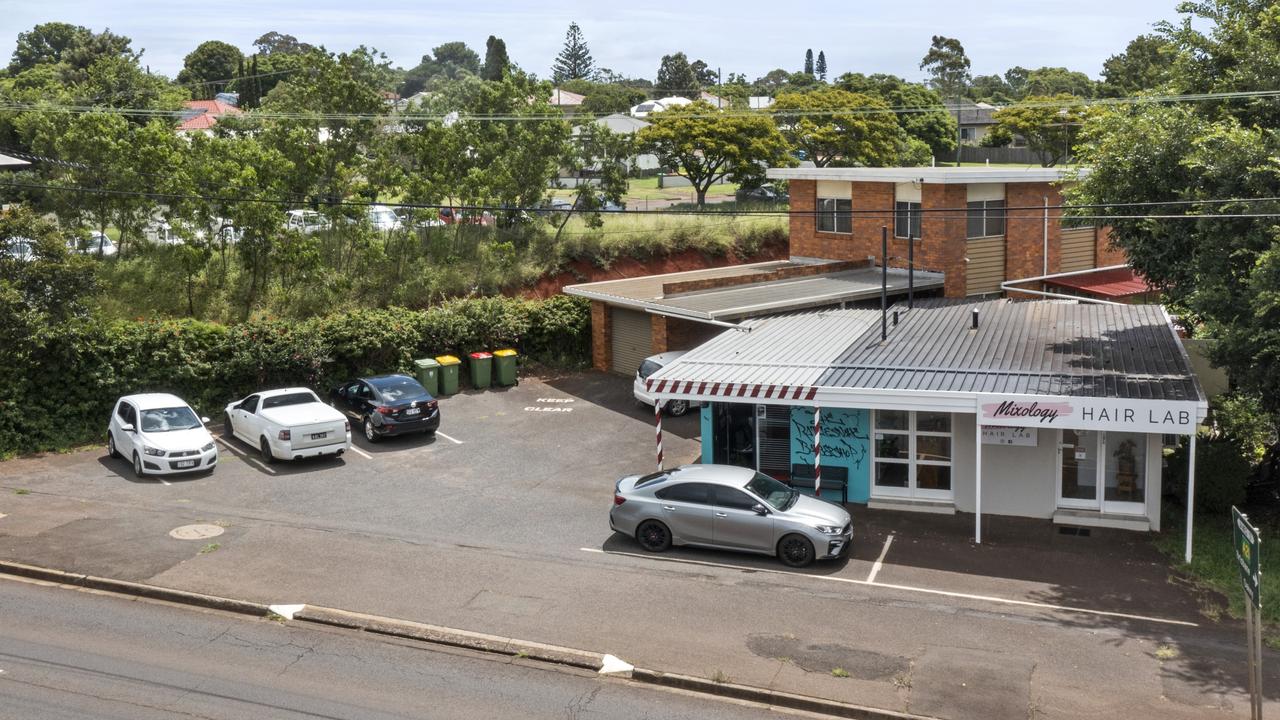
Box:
642 299 1209 558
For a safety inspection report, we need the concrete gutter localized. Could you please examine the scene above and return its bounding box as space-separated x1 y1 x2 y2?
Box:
0 560 937 720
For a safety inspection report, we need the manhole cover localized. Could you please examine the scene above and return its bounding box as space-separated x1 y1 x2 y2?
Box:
169 524 225 540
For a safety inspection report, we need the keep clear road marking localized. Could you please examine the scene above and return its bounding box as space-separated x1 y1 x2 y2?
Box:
435 431 464 445
866 533 894 583
578 547 1197 628
214 436 277 475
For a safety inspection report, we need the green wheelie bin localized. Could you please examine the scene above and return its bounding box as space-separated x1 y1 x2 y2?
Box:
413 358 440 396
468 351 493 389
493 348 518 386
435 355 461 395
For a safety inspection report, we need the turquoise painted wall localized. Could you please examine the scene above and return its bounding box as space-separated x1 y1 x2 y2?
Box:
700 404 713 464
790 407 871 503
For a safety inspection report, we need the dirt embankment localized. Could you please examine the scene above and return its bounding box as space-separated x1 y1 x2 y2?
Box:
520 240 790 299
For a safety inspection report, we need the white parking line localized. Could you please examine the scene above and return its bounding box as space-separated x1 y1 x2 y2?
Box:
349 446 373 460
579 547 1197 628
215 437 277 475
866 534 894 583
435 431 464 445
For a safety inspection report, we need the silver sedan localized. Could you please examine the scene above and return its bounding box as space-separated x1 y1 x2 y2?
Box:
609 464 853 568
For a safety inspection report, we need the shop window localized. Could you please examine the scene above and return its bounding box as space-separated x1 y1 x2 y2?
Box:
894 201 921 239
873 410 953 499
818 197 852 234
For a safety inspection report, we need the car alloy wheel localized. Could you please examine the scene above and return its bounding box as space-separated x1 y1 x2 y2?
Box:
636 520 672 553
665 399 689 417
363 417 380 443
778 534 815 568
132 452 145 478
108 433 120 459
259 438 276 464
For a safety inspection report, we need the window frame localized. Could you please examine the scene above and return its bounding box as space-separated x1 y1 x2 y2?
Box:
816 197 852 235
894 201 921 240
966 199 1006 239
871 410 954 500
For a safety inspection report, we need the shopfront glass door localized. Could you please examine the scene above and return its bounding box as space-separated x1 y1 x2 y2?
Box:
712 403 756 469
1058 429 1099 509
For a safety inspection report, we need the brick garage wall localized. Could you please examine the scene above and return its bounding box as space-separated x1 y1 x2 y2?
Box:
1096 225 1129 266
1005 183 1063 285
590 300 611 371
650 315 723 355
650 314 668 354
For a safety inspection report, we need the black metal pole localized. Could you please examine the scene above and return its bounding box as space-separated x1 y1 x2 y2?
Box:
880 225 888 341
908 222 915 310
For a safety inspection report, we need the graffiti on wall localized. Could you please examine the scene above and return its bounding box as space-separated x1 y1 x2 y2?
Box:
792 408 868 469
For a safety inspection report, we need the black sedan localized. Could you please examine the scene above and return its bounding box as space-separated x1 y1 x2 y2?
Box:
329 374 440 443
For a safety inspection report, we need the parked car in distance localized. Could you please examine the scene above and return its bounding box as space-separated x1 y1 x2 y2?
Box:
224 388 351 463
610 464 853 568
735 184 788 202
634 351 696 416
284 209 332 235
367 204 402 232
68 232 118 257
107 393 217 478
393 207 446 229
330 374 440 442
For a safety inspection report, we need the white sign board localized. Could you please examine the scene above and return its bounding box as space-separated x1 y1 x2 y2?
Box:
981 426 1037 446
977 395 1200 434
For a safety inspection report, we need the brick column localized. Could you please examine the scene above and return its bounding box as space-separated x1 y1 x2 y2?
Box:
788 180 816 257
920 184 968 297
1005 182 1063 283
590 300 612 371
650 314 669 354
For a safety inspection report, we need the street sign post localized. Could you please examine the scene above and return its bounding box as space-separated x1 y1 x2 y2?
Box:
1233 506 1263 720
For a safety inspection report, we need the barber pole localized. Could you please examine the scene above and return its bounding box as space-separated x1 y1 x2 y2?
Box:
813 407 822 497
655 402 664 471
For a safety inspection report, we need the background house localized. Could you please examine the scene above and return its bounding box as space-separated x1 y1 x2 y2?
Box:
177 99 242 135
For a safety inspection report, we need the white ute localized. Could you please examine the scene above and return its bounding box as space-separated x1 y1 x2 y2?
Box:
224 388 351 463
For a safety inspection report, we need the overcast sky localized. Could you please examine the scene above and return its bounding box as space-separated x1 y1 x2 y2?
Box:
0 0 1179 83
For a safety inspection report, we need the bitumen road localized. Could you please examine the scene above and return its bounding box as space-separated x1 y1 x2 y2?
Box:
0 576 809 720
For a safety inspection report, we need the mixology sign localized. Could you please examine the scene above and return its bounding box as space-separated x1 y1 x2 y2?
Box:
977 395 1199 433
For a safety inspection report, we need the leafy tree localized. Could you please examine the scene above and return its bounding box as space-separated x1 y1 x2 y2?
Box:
689 59 719 87
551 123 632 242
637 100 790 207
835 73 956 158
481 35 509 81
8 22 91 74
752 68 792 95
563 80 646 115
400 41 480 95
771 88 905 167
968 74 1013 103
1099 34 1172 97
990 94 1088 166
1003 66 1030 97
804 49 814 76
552 22 594 83
1024 67 1096 98
655 52 699 98
815 51 827 82
253 31 313 56
919 35 970 98
176 40 244 98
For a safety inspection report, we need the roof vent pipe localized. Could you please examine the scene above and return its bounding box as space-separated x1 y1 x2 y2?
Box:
893 310 899 326
971 309 980 330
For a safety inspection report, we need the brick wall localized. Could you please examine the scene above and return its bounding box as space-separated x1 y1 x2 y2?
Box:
1005 183 1063 283
920 184 967 296
789 180 817 257
1096 226 1128 266
650 314 668 354
590 300 611 371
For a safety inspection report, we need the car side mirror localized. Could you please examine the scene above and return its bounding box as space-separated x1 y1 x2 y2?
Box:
200 416 211 424
120 423 135 433
752 504 769 516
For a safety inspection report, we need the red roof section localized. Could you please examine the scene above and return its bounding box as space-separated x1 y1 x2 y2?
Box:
1044 267 1154 299
178 100 242 132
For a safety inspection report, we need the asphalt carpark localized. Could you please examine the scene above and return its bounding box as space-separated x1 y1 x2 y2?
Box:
0 370 1208 630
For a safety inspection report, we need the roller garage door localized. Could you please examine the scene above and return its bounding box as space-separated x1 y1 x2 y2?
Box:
610 307 652 375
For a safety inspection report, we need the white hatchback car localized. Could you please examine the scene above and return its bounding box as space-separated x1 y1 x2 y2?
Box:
633 351 696 416
107 394 217 478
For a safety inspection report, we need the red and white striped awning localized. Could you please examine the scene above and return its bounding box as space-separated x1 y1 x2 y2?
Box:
646 378 818 401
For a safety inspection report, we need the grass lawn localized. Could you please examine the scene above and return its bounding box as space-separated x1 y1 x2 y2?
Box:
548 176 739 204
1155 511 1280 628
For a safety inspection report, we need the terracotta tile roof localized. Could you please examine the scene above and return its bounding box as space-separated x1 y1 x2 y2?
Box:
548 88 586 106
1044 267 1154 299
178 100 242 132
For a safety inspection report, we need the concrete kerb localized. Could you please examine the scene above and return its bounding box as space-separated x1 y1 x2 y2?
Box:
0 561 935 720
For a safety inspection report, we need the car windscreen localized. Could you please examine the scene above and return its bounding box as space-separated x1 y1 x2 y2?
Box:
745 472 799 511
368 377 426 402
637 359 663 379
139 406 202 433
262 391 319 409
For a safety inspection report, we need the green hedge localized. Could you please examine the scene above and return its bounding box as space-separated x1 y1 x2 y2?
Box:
1 295 590 458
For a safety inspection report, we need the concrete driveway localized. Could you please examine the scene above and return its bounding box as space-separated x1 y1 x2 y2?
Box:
0 371 1269 719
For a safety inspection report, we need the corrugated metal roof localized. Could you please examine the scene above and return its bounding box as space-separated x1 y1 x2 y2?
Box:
650 299 1204 402
1044 267 1154 299
565 261 944 320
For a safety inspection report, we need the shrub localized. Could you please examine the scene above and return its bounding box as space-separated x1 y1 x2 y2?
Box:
1167 436 1253 515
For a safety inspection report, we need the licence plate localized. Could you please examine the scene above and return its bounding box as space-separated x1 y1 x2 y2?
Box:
310 432 327 440
404 407 421 416
175 460 196 468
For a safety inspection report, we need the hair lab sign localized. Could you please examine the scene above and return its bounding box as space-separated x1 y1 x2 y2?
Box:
977 395 1201 433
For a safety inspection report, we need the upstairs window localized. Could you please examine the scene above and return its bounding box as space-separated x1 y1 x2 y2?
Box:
966 199 1006 238
817 197 852 234
894 201 921 239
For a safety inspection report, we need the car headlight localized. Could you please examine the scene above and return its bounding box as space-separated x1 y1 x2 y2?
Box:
813 525 843 535
201 442 215 452
142 445 166 457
